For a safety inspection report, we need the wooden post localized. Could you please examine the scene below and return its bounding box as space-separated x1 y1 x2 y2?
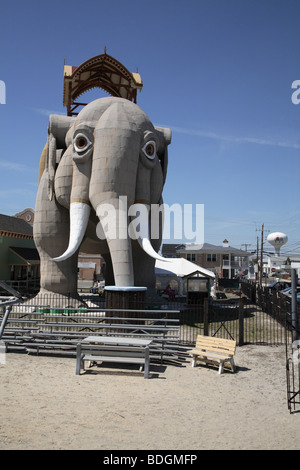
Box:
239 297 244 346
203 298 209 336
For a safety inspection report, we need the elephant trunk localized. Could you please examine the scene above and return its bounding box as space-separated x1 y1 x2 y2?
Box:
89 101 139 286
96 199 134 286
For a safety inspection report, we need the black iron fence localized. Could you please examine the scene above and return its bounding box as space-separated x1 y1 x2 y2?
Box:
174 299 289 346
240 280 300 330
240 279 300 413
1 285 297 347
286 342 300 414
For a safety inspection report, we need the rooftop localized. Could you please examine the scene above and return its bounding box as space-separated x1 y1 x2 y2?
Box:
171 242 251 257
0 214 33 236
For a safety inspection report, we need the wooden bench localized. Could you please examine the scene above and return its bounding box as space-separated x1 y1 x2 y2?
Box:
76 338 151 378
189 335 236 374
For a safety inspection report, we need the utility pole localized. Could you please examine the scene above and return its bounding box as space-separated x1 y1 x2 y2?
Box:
241 243 251 251
241 243 251 279
256 224 270 285
256 236 259 282
260 223 264 285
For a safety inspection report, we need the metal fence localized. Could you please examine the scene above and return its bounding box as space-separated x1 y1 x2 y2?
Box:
240 279 300 413
175 299 290 346
1 286 297 347
241 280 300 333
285 309 300 413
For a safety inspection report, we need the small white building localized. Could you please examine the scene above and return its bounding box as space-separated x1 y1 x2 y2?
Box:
263 254 300 278
155 258 215 296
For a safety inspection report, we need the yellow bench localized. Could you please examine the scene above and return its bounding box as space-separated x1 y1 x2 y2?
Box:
189 335 236 374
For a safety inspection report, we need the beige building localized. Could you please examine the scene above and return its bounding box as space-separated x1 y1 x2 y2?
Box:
163 239 251 279
14 208 35 225
77 253 106 283
0 213 39 293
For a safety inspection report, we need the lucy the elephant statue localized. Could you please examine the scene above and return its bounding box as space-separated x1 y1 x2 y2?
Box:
33 97 171 305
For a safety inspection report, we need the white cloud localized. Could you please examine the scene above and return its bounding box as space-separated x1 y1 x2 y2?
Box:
165 125 300 150
34 108 65 116
0 160 31 172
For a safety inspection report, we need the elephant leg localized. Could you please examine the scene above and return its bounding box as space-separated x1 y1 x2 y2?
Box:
131 205 164 300
132 240 157 295
101 253 114 286
33 173 82 306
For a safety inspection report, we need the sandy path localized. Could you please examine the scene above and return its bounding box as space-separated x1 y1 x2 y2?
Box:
0 344 299 450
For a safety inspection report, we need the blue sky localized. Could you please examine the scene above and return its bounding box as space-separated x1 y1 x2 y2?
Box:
0 0 299 255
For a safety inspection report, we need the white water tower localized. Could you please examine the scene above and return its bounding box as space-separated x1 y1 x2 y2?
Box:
267 232 288 257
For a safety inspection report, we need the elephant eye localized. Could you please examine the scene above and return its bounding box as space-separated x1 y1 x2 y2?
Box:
142 141 156 160
74 133 92 153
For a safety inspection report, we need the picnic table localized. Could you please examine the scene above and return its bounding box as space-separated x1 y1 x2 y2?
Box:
76 335 152 378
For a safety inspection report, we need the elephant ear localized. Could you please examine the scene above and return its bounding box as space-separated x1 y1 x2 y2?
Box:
45 115 75 200
154 126 172 185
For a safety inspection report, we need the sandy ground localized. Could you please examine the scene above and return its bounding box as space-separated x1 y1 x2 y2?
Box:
0 344 299 450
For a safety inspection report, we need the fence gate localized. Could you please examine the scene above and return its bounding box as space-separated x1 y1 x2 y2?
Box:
285 312 300 414
208 302 239 341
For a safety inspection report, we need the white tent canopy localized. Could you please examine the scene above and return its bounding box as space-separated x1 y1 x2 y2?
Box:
155 258 215 279
155 258 215 297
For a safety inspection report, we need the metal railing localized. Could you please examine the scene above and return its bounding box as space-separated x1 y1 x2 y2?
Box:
0 281 28 339
2 280 297 347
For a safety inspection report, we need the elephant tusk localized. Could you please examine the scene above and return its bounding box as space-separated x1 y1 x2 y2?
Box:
51 202 90 262
131 203 167 262
137 237 167 262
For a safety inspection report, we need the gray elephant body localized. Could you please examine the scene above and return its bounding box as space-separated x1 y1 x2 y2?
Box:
33 97 171 304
